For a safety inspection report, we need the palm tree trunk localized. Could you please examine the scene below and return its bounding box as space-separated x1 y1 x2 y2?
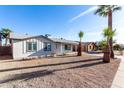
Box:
103 43 110 63
77 39 82 56
108 10 114 58
103 38 110 63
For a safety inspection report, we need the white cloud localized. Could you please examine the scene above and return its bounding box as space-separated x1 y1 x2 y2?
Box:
69 6 97 23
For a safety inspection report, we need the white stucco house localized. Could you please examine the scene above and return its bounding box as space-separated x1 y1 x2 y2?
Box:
9 33 78 59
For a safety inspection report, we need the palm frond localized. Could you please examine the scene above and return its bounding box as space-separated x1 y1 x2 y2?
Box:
95 5 122 16
100 40 107 46
79 31 84 38
112 6 122 12
0 28 12 38
102 28 116 40
95 5 109 17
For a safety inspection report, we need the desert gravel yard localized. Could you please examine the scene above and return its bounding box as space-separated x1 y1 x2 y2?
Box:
0 54 120 88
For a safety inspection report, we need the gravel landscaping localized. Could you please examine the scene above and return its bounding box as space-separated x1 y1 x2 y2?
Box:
0 54 120 88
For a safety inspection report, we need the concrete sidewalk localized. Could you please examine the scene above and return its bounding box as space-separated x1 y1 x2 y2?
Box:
111 55 124 88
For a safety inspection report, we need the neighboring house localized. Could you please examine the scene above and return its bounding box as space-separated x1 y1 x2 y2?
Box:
9 33 78 59
82 42 97 52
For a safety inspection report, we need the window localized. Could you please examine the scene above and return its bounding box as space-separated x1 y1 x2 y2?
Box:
89 45 92 49
26 42 37 52
33 43 37 51
43 42 51 51
65 44 71 50
93 46 94 50
27 42 32 51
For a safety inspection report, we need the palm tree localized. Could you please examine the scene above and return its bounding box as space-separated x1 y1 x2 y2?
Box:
0 28 12 46
78 31 84 56
102 28 116 62
95 5 121 58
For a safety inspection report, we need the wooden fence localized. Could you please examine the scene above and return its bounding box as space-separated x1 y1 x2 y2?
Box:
0 46 12 56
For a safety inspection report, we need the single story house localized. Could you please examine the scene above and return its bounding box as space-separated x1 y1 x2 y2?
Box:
82 42 97 52
9 33 78 59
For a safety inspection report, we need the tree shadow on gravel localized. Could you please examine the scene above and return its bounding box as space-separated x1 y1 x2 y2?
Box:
0 58 102 72
0 60 107 84
0 70 53 84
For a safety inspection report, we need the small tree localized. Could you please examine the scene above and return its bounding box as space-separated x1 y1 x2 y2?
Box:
78 31 84 56
102 28 116 62
98 40 107 50
0 28 12 46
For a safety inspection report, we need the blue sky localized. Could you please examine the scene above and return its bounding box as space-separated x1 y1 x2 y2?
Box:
0 5 123 43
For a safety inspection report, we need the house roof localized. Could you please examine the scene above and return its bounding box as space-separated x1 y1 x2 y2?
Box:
82 42 96 46
49 38 78 44
9 33 78 45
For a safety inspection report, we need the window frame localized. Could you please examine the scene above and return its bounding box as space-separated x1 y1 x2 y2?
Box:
26 42 37 52
65 44 71 50
43 42 51 51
